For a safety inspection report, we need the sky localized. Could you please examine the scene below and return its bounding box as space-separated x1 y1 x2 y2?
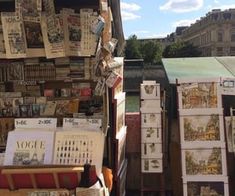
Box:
121 0 235 39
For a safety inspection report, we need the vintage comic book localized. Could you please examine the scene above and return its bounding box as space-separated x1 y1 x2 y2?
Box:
15 0 42 22
62 9 82 56
1 12 27 58
41 13 66 59
4 130 54 165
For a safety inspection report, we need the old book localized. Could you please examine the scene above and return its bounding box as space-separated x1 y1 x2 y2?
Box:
41 101 57 116
4 130 54 165
1 12 27 58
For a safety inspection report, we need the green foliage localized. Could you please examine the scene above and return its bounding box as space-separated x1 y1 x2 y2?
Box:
141 41 162 64
162 41 201 58
124 35 142 59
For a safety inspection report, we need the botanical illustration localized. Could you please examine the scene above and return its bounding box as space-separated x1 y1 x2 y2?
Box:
142 158 162 173
142 143 162 158
187 181 224 196
142 127 161 143
185 148 222 175
181 82 218 109
116 100 125 133
183 114 220 142
142 113 161 127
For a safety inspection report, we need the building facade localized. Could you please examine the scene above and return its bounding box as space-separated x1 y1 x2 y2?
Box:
179 9 235 56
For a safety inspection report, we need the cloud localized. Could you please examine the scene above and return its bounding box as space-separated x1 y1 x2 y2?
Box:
214 0 219 4
121 2 141 11
172 19 198 27
121 2 141 21
121 11 141 21
159 0 204 13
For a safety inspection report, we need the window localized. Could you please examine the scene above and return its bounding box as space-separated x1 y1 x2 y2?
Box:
217 47 223 56
218 32 223 42
231 33 235 42
230 47 235 55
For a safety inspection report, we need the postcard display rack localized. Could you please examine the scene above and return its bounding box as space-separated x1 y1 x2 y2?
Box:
140 81 165 196
177 78 229 196
0 0 123 195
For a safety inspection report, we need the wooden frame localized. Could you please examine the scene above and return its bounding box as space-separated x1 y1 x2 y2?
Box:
181 147 227 178
0 165 84 190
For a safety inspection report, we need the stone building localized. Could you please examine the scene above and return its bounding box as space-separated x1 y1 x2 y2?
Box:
179 9 235 56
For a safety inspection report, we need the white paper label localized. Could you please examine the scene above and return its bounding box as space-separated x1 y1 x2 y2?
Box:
15 118 57 129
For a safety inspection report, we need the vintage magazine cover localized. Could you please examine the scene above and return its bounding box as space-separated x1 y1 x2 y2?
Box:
1 12 27 58
0 22 6 58
42 0 56 17
4 131 54 165
41 13 65 58
53 130 105 176
7 61 24 81
15 0 42 22
24 21 45 57
62 9 82 56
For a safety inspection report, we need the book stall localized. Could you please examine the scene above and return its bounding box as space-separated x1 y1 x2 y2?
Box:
0 0 126 195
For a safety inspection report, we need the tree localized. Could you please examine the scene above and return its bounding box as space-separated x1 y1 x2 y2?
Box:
141 41 162 64
162 41 201 58
124 35 142 59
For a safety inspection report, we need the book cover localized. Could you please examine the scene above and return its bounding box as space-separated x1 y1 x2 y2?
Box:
4 130 54 165
41 101 57 116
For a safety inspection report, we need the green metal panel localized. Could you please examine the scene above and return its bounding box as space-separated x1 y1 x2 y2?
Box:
162 57 234 84
216 57 235 75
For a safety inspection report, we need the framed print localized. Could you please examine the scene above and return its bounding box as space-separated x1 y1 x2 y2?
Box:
181 148 227 177
141 112 161 128
141 99 161 113
4 131 55 166
141 143 162 158
141 158 163 173
179 112 225 148
141 81 160 100
112 78 123 102
141 127 162 143
114 92 126 135
177 81 221 109
183 177 229 196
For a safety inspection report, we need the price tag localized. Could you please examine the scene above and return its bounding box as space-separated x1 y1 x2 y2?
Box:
63 118 74 128
63 118 102 131
15 118 57 129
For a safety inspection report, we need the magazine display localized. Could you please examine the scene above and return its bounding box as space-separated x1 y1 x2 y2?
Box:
1 12 27 58
41 14 65 59
62 9 82 56
4 130 54 165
